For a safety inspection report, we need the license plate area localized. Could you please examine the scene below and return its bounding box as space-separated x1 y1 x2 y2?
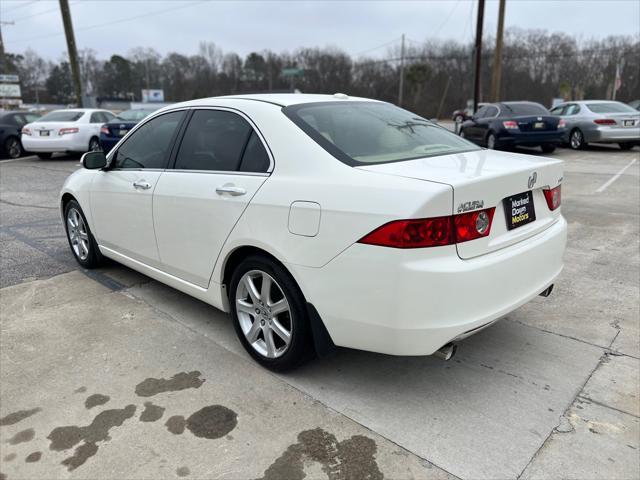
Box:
39 130 50 137
623 120 635 127
503 191 536 230
118 129 128 136
534 122 545 129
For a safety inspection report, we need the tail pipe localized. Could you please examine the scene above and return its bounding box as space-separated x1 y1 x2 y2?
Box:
433 342 457 361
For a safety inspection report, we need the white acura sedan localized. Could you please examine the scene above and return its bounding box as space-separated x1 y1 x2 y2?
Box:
60 94 567 370
22 108 115 159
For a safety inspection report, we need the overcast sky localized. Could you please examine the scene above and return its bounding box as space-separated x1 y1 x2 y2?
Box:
2 0 639 61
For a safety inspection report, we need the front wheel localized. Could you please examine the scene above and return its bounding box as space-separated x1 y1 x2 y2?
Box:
541 144 556 154
619 143 635 151
36 152 52 159
229 255 312 371
4 137 23 159
570 129 585 150
64 200 103 268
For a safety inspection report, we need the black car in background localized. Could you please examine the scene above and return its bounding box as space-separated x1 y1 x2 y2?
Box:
99 108 158 152
0 111 41 158
459 101 565 153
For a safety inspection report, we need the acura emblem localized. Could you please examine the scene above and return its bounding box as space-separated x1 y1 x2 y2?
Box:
528 172 538 189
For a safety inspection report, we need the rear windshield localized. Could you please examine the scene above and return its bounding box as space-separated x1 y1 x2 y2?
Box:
115 109 156 121
587 102 637 114
38 111 84 122
283 102 479 166
501 103 549 116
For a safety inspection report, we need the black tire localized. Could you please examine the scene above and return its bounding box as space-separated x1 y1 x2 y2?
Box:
541 144 556 154
63 199 103 269
619 143 634 151
229 254 313 371
88 137 101 152
4 136 23 159
37 152 52 159
486 131 498 150
569 129 585 150
454 114 464 123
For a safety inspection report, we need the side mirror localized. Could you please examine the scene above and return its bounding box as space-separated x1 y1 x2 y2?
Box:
81 151 107 170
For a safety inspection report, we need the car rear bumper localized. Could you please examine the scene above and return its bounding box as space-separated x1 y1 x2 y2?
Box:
99 135 120 153
22 134 86 152
585 126 640 143
498 131 564 147
291 216 567 356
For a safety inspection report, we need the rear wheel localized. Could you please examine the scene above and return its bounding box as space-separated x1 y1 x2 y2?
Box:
89 137 101 152
454 114 464 123
64 200 103 269
229 255 312 371
569 129 585 150
4 136 22 159
541 144 556 154
36 152 52 159
619 143 634 150
486 132 497 150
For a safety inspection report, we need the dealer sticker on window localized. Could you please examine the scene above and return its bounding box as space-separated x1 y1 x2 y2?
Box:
503 191 536 230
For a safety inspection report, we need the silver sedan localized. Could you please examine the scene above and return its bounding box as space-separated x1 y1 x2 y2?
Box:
549 100 640 150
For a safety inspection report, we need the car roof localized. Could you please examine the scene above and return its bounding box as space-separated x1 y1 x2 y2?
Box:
166 93 381 109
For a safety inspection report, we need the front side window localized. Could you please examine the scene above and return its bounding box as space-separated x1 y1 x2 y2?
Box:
113 111 184 169
38 111 84 122
175 110 256 172
283 101 479 166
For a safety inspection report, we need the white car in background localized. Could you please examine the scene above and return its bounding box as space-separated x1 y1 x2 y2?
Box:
60 94 567 370
22 108 115 159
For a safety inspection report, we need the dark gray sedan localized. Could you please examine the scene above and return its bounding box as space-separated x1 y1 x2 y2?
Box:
550 100 640 150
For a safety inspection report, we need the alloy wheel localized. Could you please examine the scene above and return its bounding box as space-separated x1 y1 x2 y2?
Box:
235 270 293 359
66 208 90 260
570 130 583 149
6 138 21 159
89 138 101 152
487 134 496 149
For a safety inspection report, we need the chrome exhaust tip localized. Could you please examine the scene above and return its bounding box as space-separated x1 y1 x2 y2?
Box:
539 284 554 297
433 343 457 361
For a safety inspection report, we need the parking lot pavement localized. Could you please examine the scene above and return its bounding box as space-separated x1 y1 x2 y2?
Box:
1 146 639 479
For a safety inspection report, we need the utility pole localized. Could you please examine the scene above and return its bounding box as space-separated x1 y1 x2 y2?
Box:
59 0 83 107
398 33 405 107
0 21 14 70
472 0 485 113
490 0 506 102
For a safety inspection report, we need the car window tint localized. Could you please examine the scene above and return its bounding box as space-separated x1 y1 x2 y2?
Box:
114 111 184 169
587 102 636 114
550 106 564 115
174 110 252 172
485 106 499 117
565 104 580 115
502 103 549 115
474 106 489 118
103 112 115 121
90 112 102 123
25 114 40 123
38 111 84 122
6 114 21 126
239 131 270 172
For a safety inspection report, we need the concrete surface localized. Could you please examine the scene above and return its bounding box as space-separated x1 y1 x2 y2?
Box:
1 145 639 479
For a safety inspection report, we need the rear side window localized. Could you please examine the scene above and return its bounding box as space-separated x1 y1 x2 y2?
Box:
239 132 270 172
175 110 257 172
502 103 549 116
565 104 580 115
113 111 184 169
484 106 499 117
90 112 103 123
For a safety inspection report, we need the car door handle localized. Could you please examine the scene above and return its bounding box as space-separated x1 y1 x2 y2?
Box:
133 180 152 190
216 185 246 196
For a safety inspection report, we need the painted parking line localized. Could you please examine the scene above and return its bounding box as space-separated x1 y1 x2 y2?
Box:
595 158 638 193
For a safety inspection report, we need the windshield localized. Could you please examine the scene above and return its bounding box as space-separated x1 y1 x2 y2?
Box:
587 102 637 114
38 111 84 122
115 109 156 121
283 102 479 166
501 103 549 116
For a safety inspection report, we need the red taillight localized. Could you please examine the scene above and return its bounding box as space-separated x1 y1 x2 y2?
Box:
358 208 495 248
454 208 496 243
100 125 110 135
594 119 616 125
543 185 562 211
22 127 32 136
558 119 566 129
59 127 79 136
503 120 519 130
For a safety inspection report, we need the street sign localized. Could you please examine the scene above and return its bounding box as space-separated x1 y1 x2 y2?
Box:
0 74 20 83
282 68 304 77
0 84 22 98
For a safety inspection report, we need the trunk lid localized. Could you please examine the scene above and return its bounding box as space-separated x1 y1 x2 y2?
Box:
512 115 560 132
30 121 77 137
358 149 563 259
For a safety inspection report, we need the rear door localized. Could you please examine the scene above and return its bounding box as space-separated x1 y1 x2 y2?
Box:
90 110 186 267
153 108 271 287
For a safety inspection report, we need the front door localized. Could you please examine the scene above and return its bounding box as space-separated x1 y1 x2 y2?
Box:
90 110 185 267
153 109 272 287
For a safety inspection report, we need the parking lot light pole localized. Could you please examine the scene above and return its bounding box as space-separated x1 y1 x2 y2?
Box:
59 0 83 107
472 0 485 113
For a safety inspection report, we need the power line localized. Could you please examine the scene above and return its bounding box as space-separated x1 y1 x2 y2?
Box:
9 4 69 22
5 0 207 45
1 0 40 14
